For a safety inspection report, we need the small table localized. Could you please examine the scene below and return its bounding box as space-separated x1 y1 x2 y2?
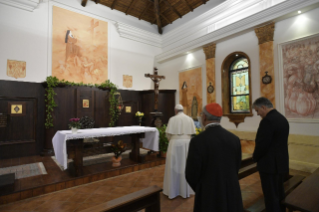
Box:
52 126 159 176
282 168 319 212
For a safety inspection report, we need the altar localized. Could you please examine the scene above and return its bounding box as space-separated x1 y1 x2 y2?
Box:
52 126 159 176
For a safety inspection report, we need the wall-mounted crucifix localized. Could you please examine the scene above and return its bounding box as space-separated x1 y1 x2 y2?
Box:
145 67 165 111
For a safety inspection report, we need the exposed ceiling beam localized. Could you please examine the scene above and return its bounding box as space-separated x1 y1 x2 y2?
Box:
160 13 172 24
163 0 182 18
154 0 163 34
139 2 151 20
182 0 193 12
201 0 207 4
81 0 88 7
125 0 136 15
111 0 118 10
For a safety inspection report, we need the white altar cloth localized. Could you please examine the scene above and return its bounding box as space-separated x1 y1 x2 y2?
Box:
52 126 159 170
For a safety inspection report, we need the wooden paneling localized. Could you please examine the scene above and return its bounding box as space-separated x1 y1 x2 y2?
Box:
0 80 45 159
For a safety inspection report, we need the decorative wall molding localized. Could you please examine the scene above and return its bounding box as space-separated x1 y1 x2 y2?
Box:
115 22 162 48
0 0 42 11
203 43 216 60
156 0 319 63
255 22 275 44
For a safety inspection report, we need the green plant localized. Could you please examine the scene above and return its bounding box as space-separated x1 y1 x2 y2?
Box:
111 140 127 159
68 118 81 129
158 124 169 153
44 76 119 128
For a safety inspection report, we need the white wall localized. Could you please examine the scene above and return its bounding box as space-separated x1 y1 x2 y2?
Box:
0 0 162 90
158 7 319 136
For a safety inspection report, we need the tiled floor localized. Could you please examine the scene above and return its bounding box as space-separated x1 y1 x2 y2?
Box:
0 164 267 212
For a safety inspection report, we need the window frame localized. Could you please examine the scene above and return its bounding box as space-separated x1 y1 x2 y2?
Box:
221 52 253 127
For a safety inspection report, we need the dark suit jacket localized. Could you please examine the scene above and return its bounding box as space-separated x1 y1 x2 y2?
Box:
185 126 243 212
253 109 289 174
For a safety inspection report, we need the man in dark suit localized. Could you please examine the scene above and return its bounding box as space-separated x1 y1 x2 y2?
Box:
185 103 243 212
253 97 289 212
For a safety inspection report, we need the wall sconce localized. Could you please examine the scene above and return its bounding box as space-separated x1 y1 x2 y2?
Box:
262 71 272 84
114 92 124 114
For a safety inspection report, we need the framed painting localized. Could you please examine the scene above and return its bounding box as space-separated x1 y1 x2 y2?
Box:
278 33 319 122
179 66 203 119
51 6 108 84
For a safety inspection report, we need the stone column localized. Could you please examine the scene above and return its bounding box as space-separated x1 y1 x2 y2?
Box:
203 43 216 104
254 23 276 107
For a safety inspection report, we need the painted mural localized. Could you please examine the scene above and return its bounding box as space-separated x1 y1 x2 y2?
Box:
52 6 108 84
123 75 133 88
7 60 26 79
282 34 319 120
179 67 202 119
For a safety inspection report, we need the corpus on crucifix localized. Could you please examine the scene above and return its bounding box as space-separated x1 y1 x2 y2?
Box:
145 68 165 111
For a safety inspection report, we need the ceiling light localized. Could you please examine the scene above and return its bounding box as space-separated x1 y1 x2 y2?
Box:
298 11 301 14
236 54 238 57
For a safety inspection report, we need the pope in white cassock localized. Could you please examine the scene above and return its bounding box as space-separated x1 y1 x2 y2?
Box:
163 104 196 199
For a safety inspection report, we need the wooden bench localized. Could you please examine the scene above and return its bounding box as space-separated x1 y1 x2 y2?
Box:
79 185 162 212
241 155 254 168
283 168 319 212
245 175 305 212
238 163 258 180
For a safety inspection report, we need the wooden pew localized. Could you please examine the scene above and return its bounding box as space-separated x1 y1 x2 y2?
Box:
79 185 162 212
238 163 258 180
245 175 305 212
283 168 319 212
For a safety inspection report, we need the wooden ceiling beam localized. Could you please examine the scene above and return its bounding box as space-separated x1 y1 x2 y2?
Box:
81 0 88 7
154 0 163 34
182 0 193 11
160 13 172 24
139 2 151 20
163 0 182 18
125 0 136 15
111 0 118 10
201 0 207 4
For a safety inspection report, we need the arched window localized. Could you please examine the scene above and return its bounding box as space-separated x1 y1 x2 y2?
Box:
221 52 253 127
229 57 250 113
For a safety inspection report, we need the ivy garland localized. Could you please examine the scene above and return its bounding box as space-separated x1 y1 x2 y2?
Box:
45 76 119 129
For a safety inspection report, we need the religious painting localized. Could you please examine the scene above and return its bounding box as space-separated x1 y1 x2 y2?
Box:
125 106 131 113
8 102 26 116
52 6 108 84
83 99 89 108
279 33 319 122
179 67 203 119
7 60 26 79
230 58 250 113
123 75 132 88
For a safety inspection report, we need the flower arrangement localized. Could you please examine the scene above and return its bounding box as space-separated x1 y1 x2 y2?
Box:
195 127 203 135
68 118 81 129
135 111 144 117
111 140 127 159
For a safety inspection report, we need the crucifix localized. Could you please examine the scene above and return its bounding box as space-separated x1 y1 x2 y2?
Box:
145 67 165 110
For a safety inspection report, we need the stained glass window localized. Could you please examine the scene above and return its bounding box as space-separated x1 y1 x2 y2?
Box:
230 58 250 113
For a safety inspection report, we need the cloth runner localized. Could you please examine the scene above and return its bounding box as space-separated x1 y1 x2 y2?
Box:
52 126 159 170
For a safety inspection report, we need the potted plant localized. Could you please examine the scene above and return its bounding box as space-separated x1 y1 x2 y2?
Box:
157 124 169 158
68 118 81 133
110 140 127 167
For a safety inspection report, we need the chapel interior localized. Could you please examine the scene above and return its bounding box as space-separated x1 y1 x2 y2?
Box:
0 0 319 211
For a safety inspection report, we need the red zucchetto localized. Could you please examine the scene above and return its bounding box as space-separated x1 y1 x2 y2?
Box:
203 103 223 118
